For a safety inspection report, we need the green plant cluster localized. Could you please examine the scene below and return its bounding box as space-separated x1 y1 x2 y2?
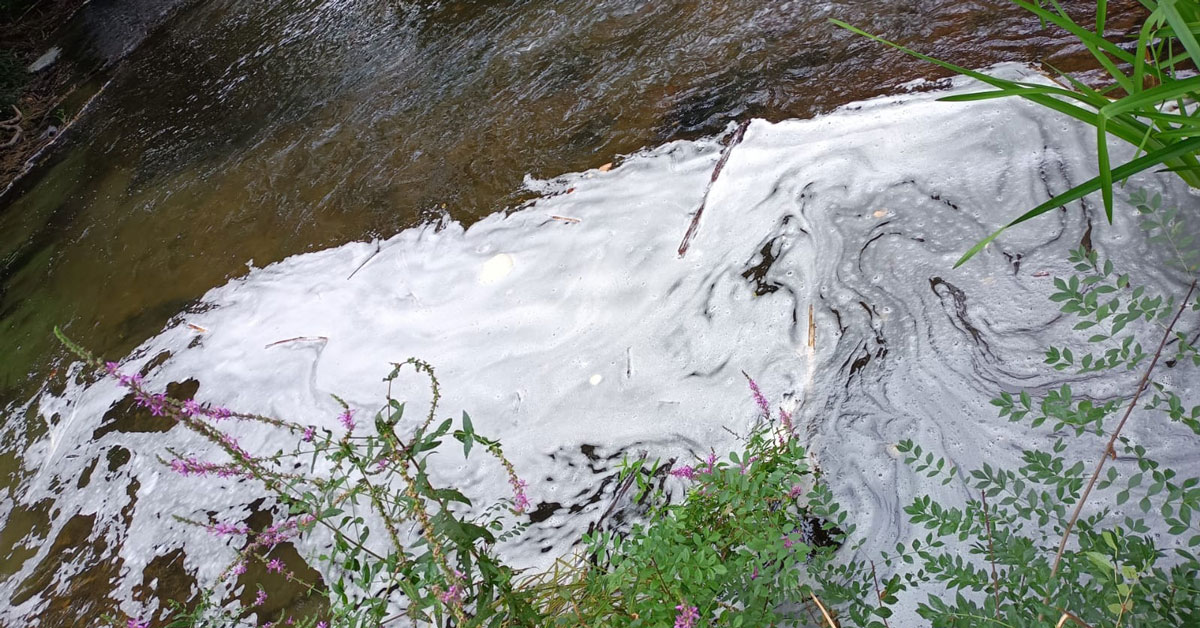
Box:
577 431 847 627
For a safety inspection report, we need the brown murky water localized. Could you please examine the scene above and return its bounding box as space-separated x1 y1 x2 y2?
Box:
0 0 1142 623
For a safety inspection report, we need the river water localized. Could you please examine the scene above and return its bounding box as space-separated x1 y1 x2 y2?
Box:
3 0 1186 626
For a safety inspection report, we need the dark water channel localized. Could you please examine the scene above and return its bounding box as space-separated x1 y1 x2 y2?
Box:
0 0 1142 623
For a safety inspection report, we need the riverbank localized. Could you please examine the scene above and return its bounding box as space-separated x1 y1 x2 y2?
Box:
0 0 192 195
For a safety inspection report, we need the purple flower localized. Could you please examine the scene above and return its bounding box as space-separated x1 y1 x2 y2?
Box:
209 522 250 537
267 558 285 573
338 409 355 432
674 602 700 628
439 570 465 606
510 478 530 514
670 465 696 480
302 426 315 442
232 561 248 576
779 407 794 439
254 589 268 606
787 484 804 499
206 406 233 421
169 457 248 479
133 391 167 416
743 371 770 418
317 623 328 628
127 620 149 628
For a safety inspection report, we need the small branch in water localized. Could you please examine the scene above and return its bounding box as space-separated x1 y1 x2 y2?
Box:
810 592 839 628
347 240 382 280
808 304 816 349
264 336 329 348
677 120 751 257
1049 278 1198 580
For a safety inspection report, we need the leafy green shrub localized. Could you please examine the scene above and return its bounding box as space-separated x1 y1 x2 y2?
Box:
811 191 1200 627
576 419 848 627
68 335 850 628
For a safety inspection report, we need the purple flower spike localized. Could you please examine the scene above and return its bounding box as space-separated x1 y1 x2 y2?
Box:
338 409 355 432
127 620 149 628
302 426 315 442
267 558 285 574
670 465 696 480
743 371 770 418
253 589 268 606
674 602 700 628
510 477 530 514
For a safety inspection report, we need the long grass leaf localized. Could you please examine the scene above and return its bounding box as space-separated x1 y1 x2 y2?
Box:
1102 75 1200 116
1097 116 1114 220
938 86 1100 104
1161 0 1200 69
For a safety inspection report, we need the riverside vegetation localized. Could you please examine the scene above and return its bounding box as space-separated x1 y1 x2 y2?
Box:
59 0 1200 626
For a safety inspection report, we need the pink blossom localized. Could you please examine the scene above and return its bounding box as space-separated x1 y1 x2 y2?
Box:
338 409 355 432
209 522 250 537
510 477 530 514
253 589 268 606
169 457 249 479
206 406 233 421
743 371 770 417
267 558 285 574
674 602 700 628
670 465 696 480
127 620 149 628
232 561 248 576
302 426 315 442
439 570 465 605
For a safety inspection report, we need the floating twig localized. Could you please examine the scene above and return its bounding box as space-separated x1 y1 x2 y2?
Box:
347 240 382 280
677 120 751 257
810 592 839 628
264 336 329 348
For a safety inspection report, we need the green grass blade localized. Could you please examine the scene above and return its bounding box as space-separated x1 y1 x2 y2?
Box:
1161 0 1200 69
938 86 1098 104
1097 116 1114 220
955 136 1200 267
1102 75 1200 116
